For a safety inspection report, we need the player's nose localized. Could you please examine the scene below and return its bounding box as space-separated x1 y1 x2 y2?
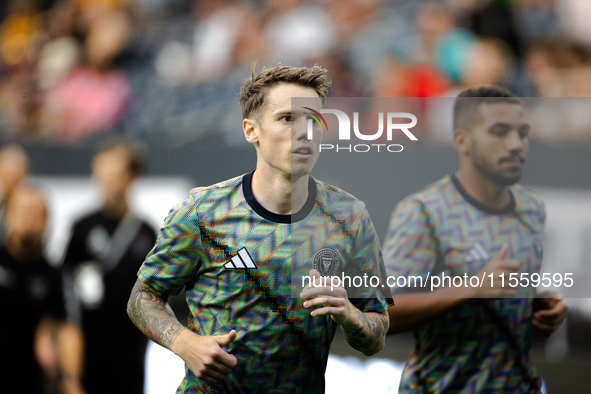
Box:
292 114 310 141
505 129 525 153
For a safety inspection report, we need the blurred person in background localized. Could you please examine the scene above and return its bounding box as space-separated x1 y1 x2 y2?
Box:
62 136 156 394
426 37 513 143
0 143 29 240
468 0 523 59
389 1 475 97
383 86 568 393
262 0 335 66
0 0 45 139
154 0 264 86
36 1 81 92
1 184 84 394
40 5 131 143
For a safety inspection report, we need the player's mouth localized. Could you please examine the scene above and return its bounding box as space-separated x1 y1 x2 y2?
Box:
500 155 524 168
292 145 314 159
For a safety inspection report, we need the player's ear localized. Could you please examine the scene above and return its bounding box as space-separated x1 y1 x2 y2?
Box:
243 118 259 144
453 128 471 156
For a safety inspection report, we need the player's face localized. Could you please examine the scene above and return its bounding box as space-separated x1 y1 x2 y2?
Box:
92 147 135 202
246 83 322 180
469 102 529 185
5 188 47 246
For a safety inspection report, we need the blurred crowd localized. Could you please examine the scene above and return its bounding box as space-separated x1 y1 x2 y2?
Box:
0 139 162 394
1 0 591 146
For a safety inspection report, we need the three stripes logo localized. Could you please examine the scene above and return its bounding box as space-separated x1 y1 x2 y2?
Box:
224 248 257 269
464 241 491 263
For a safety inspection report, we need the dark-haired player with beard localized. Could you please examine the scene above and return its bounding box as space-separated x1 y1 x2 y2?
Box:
383 86 567 393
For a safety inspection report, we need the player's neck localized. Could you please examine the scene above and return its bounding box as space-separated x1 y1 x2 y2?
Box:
6 235 43 263
101 196 129 221
251 167 309 215
455 168 512 210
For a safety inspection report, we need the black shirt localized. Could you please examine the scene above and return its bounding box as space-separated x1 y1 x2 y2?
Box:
63 210 156 394
0 247 65 393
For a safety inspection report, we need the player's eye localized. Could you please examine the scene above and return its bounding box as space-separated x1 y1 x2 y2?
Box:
280 115 292 122
490 125 509 137
518 126 530 139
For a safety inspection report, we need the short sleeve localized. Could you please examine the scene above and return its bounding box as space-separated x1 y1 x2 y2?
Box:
137 197 205 296
346 206 393 313
382 197 439 294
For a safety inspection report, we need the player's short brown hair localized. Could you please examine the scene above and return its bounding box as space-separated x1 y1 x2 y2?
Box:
238 63 331 120
453 85 522 131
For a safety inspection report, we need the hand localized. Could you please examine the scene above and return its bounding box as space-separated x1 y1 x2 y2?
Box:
473 243 520 298
300 269 357 328
60 374 86 394
533 292 568 338
172 329 238 383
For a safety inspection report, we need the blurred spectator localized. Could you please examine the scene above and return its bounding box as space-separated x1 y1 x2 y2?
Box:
155 0 264 85
0 0 44 139
322 0 408 82
2 0 591 145
558 0 591 46
0 143 29 207
516 0 562 42
263 0 335 66
0 1 44 70
62 137 156 394
37 1 81 90
461 37 513 88
40 7 131 143
307 51 363 97
468 0 523 58
0 143 29 239
389 2 475 96
524 41 591 97
0 184 84 394
425 37 513 143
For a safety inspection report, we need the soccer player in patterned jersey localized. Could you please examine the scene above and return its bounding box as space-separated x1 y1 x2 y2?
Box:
383 86 568 393
127 64 392 393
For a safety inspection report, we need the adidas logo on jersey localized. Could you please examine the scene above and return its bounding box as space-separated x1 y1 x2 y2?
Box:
464 241 490 263
224 248 257 269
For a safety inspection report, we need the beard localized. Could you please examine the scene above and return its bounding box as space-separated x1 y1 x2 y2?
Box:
471 141 525 186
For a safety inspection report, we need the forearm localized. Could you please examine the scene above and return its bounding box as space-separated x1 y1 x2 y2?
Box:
342 309 389 356
127 279 187 351
57 321 84 379
388 288 470 334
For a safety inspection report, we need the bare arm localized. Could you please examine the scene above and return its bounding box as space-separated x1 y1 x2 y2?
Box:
532 291 568 338
301 269 389 356
388 244 518 335
127 278 238 383
387 291 470 335
127 279 186 349
57 321 86 394
340 309 389 356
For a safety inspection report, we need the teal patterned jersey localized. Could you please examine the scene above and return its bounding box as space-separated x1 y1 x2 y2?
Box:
138 171 391 394
383 175 545 394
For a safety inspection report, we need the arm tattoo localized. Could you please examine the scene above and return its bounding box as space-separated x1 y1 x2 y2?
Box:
342 309 389 356
127 280 185 350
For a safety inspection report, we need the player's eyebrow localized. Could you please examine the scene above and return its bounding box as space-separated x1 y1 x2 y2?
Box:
489 121 528 130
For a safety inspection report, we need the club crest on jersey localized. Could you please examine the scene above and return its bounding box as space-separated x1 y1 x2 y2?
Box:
313 248 339 276
224 248 257 269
